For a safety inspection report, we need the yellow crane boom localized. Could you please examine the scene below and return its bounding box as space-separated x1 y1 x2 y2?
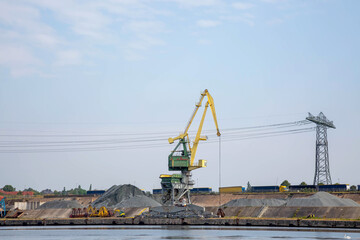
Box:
168 89 221 169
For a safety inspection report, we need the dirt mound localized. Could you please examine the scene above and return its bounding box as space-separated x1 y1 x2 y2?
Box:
286 192 360 207
38 200 83 209
92 184 161 208
224 198 286 207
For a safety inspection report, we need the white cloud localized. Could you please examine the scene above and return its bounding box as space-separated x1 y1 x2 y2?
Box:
0 44 41 77
232 2 255 10
124 20 166 56
32 34 60 47
267 18 283 25
220 14 255 27
261 0 287 3
55 50 82 66
166 0 222 8
197 39 212 45
197 20 221 28
124 21 166 34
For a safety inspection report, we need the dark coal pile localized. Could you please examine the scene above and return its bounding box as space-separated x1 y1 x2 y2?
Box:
224 199 287 207
38 200 84 209
142 204 214 218
92 184 161 208
286 192 360 207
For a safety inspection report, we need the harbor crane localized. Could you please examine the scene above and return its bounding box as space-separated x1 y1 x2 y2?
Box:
160 89 220 205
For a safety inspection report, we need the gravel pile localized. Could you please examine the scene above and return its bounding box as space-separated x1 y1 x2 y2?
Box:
92 184 161 208
38 200 84 209
142 204 214 218
115 195 161 208
286 192 360 207
224 199 287 207
223 192 360 207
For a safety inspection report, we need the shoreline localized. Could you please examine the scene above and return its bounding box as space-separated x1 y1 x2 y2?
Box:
1 217 360 229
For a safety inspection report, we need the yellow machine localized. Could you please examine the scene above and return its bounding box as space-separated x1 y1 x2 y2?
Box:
87 205 112 217
114 209 126 217
279 185 288 192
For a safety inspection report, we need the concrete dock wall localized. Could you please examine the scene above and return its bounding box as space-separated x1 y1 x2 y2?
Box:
204 206 360 219
1 217 360 228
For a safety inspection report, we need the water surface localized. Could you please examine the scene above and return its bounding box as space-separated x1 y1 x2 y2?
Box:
1 225 359 240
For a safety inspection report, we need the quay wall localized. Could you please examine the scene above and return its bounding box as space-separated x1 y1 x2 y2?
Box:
1 217 360 229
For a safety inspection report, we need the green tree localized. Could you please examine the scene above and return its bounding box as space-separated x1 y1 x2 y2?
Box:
281 180 290 187
350 185 357 191
23 188 40 195
68 185 87 195
300 182 307 186
246 181 252 192
3 185 15 192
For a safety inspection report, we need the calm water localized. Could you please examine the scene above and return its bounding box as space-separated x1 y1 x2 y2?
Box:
1 225 360 240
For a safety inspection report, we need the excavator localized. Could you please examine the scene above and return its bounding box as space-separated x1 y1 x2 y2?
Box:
160 89 221 206
86 205 113 217
70 205 125 218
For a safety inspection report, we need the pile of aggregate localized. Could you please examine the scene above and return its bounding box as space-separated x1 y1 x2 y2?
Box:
92 184 161 208
38 200 84 209
222 192 360 207
142 204 215 218
285 192 360 207
223 198 287 207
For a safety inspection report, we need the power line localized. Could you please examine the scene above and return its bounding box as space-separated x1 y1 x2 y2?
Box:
0 125 314 153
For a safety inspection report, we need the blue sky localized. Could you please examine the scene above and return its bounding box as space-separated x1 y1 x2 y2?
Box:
0 0 359 192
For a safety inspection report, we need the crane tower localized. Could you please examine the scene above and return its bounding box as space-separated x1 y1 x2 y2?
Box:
160 89 220 206
306 112 335 185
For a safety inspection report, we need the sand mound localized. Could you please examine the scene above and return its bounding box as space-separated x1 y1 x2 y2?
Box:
38 200 84 209
224 198 287 207
92 184 161 208
286 192 360 207
223 192 360 207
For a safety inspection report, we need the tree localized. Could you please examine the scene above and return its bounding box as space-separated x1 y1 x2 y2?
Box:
246 181 252 192
350 185 357 191
3 185 15 192
300 182 307 186
67 186 87 195
281 180 290 187
23 188 40 195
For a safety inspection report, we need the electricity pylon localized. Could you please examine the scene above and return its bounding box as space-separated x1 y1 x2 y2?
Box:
306 112 335 185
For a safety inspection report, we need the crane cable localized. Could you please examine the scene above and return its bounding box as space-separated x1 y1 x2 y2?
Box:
219 135 222 207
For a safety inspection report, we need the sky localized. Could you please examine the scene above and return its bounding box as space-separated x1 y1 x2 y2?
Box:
0 0 359 192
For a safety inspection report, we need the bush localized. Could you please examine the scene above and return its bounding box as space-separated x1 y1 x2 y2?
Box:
3 185 15 192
